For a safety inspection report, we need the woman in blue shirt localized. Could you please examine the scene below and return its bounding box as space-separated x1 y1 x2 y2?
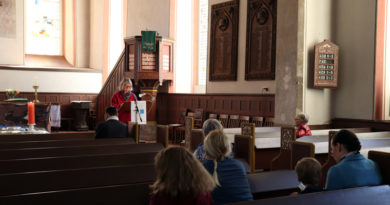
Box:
203 130 253 205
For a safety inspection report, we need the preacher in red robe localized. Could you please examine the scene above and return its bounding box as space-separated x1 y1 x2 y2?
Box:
111 78 137 124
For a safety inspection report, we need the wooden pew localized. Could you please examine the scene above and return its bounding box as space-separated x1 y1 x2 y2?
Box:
0 164 156 196
227 185 390 205
368 150 390 185
270 127 296 170
0 182 152 205
0 132 95 143
0 151 157 174
247 170 299 200
234 123 256 173
0 143 164 160
190 129 204 152
0 138 135 150
291 141 314 169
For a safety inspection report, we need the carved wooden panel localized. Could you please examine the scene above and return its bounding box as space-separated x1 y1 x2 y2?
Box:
209 0 239 81
245 0 276 80
280 126 296 150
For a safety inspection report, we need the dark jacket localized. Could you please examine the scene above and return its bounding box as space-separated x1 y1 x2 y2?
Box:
95 119 129 139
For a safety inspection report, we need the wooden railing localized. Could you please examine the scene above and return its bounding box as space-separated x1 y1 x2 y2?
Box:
96 51 126 122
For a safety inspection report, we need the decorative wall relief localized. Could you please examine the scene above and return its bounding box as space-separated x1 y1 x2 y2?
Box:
209 0 239 81
0 0 16 38
245 0 277 80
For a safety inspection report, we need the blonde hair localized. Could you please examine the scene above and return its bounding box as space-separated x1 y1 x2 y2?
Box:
295 157 322 186
204 130 231 186
151 147 215 197
118 78 133 91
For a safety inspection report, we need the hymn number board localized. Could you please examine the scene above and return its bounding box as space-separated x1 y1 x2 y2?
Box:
314 40 339 88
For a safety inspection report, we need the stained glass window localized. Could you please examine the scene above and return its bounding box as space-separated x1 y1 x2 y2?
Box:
25 0 62 55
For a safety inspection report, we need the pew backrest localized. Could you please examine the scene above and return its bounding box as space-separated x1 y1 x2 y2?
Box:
291 141 314 169
0 143 164 160
190 129 204 153
270 126 296 170
234 134 255 173
0 151 157 174
0 164 156 196
0 138 135 150
368 150 390 185
0 132 95 143
0 182 152 205
228 185 390 205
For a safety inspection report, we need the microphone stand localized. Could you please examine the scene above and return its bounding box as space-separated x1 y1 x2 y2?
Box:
134 99 143 123
132 93 142 143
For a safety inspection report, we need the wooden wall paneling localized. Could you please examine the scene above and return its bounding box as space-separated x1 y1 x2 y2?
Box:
156 93 275 124
250 101 259 114
223 100 231 112
209 0 239 81
245 0 277 80
232 100 240 113
241 100 250 113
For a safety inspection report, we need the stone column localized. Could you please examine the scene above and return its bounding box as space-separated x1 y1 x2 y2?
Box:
275 0 304 126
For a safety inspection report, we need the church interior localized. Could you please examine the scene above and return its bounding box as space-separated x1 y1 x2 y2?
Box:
0 0 389 204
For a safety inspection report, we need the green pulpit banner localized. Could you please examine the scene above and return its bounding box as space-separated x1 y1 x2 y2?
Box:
141 31 156 52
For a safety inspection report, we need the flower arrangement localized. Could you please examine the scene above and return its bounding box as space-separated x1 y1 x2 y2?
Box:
5 89 20 99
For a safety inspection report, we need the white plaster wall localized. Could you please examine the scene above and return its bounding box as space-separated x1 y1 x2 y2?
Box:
0 0 24 65
126 0 170 37
89 0 104 70
76 0 90 68
303 0 333 125
0 70 101 93
331 0 376 120
206 0 275 94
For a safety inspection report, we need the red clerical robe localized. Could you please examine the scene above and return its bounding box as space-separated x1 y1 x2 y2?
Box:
111 91 136 124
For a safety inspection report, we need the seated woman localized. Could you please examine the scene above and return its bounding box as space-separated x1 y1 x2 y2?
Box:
325 130 382 190
295 114 312 138
150 147 215 205
203 130 253 205
295 157 323 194
194 119 224 161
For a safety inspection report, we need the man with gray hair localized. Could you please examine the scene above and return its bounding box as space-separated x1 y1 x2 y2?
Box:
194 119 224 161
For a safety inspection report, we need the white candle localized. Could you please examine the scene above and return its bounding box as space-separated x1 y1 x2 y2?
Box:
34 77 38 86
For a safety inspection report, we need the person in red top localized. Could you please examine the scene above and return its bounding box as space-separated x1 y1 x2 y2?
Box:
295 114 312 138
111 78 137 124
150 147 215 205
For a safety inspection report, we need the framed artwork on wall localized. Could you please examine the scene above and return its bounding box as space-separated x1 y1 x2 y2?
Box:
245 0 277 80
209 0 239 81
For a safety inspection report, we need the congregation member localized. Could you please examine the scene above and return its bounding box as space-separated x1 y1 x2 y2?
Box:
111 78 138 124
203 130 253 205
150 147 215 205
295 157 323 194
325 130 382 190
194 119 224 161
95 106 128 139
295 114 312 138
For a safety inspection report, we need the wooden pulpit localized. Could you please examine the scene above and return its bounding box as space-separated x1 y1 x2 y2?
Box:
123 36 174 122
